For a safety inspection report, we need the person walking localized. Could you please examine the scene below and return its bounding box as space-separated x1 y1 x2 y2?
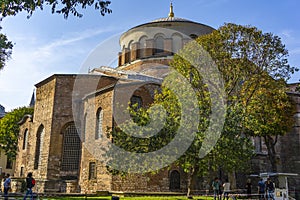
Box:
246 179 252 198
258 178 266 200
265 178 275 200
222 178 231 200
23 172 35 200
212 177 221 200
3 173 11 200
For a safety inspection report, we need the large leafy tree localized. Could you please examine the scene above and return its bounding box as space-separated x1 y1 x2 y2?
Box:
0 0 112 70
0 107 33 158
196 23 296 173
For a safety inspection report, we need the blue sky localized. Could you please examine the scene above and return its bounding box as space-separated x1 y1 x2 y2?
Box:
0 0 300 111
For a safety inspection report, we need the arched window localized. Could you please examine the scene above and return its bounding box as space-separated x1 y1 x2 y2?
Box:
130 96 142 111
34 125 44 169
169 170 181 191
22 129 29 150
95 108 103 139
61 122 81 171
128 40 134 62
139 36 148 58
154 35 164 54
172 33 183 53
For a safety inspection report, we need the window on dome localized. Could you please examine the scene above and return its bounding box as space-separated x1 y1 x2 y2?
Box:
172 33 183 53
155 36 164 54
139 36 148 58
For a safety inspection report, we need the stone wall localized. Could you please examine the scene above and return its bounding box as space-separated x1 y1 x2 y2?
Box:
79 87 115 193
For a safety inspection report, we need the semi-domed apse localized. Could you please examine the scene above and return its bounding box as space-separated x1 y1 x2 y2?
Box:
117 3 215 70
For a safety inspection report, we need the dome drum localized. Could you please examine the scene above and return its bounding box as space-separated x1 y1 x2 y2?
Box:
118 19 214 67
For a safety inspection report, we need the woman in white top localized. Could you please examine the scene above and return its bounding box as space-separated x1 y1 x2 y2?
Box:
223 179 231 200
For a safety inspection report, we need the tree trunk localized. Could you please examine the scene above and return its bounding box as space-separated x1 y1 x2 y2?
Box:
228 171 237 190
187 166 199 197
264 135 278 172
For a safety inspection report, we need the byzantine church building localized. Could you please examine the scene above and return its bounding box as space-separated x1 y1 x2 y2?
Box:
13 3 300 196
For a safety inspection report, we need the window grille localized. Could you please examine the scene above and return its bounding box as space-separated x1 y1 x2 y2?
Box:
61 123 81 171
88 162 96 180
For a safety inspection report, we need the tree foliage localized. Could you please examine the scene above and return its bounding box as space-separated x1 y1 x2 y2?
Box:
0 0 112 19
196 23 296 173
0 107 33 158
0 27 13 70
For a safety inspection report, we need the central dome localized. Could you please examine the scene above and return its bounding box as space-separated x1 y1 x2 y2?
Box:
151 16 192 23
117 3 215 69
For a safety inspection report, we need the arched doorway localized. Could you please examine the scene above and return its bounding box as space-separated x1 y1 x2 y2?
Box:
169 170 181 191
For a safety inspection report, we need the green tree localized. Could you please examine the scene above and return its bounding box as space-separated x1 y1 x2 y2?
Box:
194 23 296 173
242 75 295 172
0 106 33 158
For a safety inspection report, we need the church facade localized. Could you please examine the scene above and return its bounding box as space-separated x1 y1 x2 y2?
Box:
13 4 300 196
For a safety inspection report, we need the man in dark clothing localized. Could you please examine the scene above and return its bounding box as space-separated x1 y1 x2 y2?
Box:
23 172 35 200
258 178 266 200
265 178 275 200
212 177 221 200
3 173 11 200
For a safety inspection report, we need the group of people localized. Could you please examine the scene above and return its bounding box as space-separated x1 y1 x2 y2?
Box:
211 177 275 200
258 178 275 200
212 177 231 200
3 172 35 200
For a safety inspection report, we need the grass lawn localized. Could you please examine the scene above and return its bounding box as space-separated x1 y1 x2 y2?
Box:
25 196 214 200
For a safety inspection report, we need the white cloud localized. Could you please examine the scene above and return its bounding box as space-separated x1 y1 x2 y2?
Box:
0 27 120 111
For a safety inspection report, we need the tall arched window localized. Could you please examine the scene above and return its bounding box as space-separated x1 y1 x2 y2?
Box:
169 170 181 191
139 36 148 58
34 125 44 169
154 35 164 54
172 33 183 53
128 40 134 62
22 129 29 150
95 108 103 139
61 122 81 171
